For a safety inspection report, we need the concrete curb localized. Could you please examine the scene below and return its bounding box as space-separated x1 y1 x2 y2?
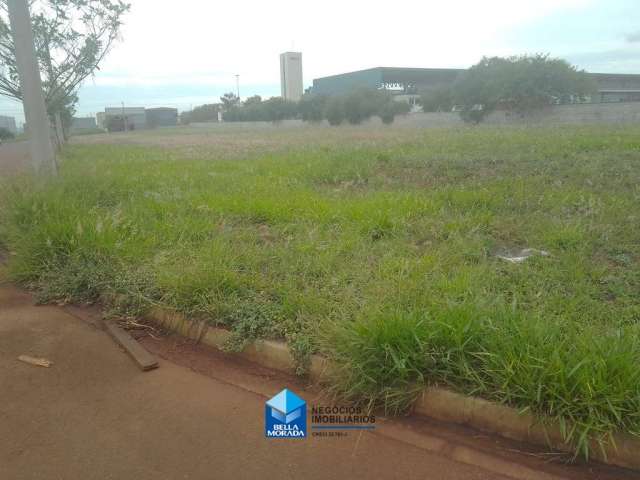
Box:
415 388 639 470
147 307 329 380
145 306 640 471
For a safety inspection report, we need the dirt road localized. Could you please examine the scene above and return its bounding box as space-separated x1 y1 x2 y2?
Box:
0 283 637 480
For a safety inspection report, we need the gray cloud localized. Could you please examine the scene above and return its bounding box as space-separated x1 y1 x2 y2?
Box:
625 31 640 43
565 48 640 73
570 48 640 62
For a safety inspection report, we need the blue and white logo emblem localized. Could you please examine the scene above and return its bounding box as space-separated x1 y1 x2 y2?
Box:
265 388 306 438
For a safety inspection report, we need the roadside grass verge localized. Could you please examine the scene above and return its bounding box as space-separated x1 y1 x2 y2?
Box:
1 124 639 459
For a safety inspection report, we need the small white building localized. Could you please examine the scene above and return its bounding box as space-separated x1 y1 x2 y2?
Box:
280 52 303 102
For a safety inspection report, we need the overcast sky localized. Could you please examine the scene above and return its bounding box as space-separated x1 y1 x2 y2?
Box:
1 0 639 121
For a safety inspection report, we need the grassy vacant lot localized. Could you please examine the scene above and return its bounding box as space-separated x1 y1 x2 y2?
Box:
1 124 639 458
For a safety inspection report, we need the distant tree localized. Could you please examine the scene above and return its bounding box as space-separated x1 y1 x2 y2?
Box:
220 92 240 111
0 126 14 140
421 86 454 112
324 96 345 126
221 96 298 123
453 54 595 123
262 97 297 123
308 88 409 126
343 88 383 124
182 104 221 123
0 0 130 141
379 102 396 125
233 95 266 121
180 111 191 125
378 97 410 124
299 93 327 123
243 95 262 107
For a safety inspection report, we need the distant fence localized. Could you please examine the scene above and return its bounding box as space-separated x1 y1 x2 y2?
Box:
393 102 640 127
405 102 640 127
190 102 640 130
190 120 309 130
486 102 640 125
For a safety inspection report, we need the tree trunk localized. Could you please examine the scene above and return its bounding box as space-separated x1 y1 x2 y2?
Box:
55 112 65 146
50 114 62 151
8 0 57 174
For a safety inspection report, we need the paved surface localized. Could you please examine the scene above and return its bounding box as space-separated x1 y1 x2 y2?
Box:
0 284 507 480
0 141 29 177
0 282 638 480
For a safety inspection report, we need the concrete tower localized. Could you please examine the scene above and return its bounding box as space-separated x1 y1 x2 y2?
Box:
280 52 303 101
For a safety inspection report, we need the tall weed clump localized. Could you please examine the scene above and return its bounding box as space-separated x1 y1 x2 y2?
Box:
326 306 640 459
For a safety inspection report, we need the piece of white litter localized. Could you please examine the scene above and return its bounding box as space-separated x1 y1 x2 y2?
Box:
497 248 550 264
18 355 53 368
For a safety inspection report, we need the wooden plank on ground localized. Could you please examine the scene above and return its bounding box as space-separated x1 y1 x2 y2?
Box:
104 320 159 371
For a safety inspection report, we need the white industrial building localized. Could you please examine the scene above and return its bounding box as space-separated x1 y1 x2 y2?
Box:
280 52 303 101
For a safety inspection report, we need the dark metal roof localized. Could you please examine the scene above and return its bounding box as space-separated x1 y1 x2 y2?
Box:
312 67 464 95
316 67 464 81
312 67 640 96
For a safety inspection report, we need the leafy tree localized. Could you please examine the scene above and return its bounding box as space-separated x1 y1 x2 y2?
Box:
262 97 296 123
181 104 221 124
0 0 130 138
453 54 595 123
232 95 267 122
324 96 345 126
303 88 409 126
179 111 190 125
221 95 298 123
379 102 396 124
421 86 454 112
378 97 409 124
343 88 382 124
220 92 240 111
298 93 327 123
243 95 262 107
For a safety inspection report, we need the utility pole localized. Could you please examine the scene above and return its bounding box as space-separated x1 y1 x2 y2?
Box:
7 0 56 174
235 74 240 99
121 101 128 132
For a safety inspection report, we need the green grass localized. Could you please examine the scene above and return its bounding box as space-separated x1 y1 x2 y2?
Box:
1 124 639 459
